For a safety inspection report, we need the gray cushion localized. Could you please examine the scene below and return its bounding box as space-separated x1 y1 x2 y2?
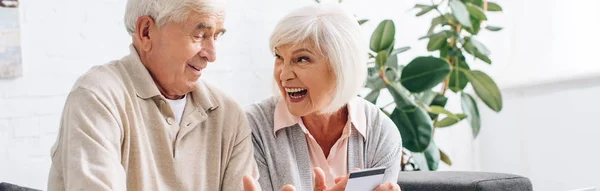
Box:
0 183 40 191
397 171 533 191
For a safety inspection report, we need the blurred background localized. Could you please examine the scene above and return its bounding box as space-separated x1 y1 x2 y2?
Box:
0 0 599 190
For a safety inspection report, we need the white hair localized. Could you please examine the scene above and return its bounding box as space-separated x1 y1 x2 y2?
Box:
124 0 226 35
269 3 368 114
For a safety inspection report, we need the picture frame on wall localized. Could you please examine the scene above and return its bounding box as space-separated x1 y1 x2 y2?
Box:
0 0 22 79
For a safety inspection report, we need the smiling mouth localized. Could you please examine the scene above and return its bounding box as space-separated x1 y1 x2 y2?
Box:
285 88 308 99
188 64 202 71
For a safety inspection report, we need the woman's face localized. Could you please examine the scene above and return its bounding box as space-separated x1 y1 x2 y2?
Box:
273 41 336 116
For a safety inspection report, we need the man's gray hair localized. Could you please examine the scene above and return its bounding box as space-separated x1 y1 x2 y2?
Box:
269 3 368 114
124 0 225 35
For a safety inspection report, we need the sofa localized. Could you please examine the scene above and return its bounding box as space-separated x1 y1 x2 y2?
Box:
397 171 533 191
1 171 532 191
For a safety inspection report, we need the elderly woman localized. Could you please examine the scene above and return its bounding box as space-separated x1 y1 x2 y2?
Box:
244 3 402 191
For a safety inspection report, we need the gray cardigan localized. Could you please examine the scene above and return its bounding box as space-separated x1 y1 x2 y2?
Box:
245 97 402 191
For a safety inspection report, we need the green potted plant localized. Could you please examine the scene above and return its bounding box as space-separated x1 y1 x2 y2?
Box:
314 0 504 171
364 0 504 171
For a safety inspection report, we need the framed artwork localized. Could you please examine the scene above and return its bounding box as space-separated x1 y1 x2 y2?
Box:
0 0 21 78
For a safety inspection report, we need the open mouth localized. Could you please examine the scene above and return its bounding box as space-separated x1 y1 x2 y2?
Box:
285 88 308 99
188 64 202 72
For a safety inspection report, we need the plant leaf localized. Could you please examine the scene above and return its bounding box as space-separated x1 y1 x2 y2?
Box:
385 67 398 82
400 57 451 93
416 5 437 17
427 14 450 35
376 51 389 68
428 105 459 120
440 149 453 166
485 25 503 31
387 83 433 152
467 37 490 56
416 90 437 106
474 51 492 64
414 4 430 9
464 70 502 112
370 20 396 52
424 141 440 171
386 82 414 108
487 2 503 12
464 0 484 7
387 54 399 71
435 113 468 128
358 19 369 25
366 67 385 90
427 31 449 51
449 59 470 93
390 106 433 153
391 46 411 56
429 93 448 120
461 93 481 137
364 89 380 104
465 17 482 35
411 153 429 171
463 38 492 64
449 0 472 28
466 3 487 20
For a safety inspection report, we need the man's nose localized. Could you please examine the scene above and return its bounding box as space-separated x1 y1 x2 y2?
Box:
199 39 216 62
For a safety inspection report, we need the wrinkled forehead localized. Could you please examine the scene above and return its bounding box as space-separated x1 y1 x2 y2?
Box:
180 9 227 31
274 38 326 56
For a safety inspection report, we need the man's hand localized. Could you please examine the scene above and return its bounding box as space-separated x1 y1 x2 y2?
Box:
242 175 295 191
374 181 401 191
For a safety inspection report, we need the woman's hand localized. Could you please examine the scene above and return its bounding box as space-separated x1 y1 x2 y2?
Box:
373 181 401 191
242 175 296 191
312 167 349 191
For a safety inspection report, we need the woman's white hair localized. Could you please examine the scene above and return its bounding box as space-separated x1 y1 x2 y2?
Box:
124 0 225 35
269 3 368 114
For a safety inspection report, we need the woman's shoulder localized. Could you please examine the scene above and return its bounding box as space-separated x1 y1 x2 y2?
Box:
245 96 278 115
353 97 400 136
244 96 279 128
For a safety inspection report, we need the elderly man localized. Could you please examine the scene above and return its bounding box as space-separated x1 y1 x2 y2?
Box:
47 0 258 190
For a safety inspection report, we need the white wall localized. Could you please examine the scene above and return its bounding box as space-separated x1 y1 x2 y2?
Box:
476 0 600 191
479 77 600 191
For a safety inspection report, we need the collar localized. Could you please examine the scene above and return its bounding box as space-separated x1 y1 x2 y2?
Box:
273 96 367 137
122 44 218 112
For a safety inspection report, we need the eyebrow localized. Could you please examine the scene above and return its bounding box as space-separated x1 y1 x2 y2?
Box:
196 22 227 35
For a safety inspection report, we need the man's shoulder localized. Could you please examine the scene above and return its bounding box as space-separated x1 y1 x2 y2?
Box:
198 81 240 109
71 60 130 97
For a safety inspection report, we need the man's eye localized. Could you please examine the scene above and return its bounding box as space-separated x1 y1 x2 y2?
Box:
214 32 225 41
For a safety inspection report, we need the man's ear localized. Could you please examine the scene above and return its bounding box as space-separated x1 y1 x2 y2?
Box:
134 16 156 52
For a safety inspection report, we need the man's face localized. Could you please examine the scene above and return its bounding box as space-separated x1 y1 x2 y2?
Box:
145 10 226 98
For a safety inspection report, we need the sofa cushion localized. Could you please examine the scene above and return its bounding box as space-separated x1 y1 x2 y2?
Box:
397 171 533 191
0 183 41 191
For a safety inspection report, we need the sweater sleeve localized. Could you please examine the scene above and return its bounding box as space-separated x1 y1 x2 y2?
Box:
48 87 126 191
369 108 403 183
221 105 260 191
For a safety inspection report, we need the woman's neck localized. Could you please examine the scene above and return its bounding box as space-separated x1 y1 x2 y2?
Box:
301 106 349 157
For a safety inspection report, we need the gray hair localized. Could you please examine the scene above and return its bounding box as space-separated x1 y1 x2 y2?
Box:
269 3 368 114
124 0 225 35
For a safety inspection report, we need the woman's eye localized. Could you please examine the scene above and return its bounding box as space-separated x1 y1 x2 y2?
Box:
274 54 282 59
296 56 309 63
